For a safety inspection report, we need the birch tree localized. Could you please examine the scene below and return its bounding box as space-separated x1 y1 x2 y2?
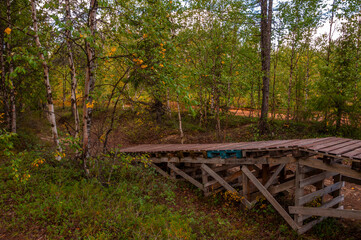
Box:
30 0 62 157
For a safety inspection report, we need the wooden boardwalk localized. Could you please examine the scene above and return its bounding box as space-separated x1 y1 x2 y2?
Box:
120 137 361 234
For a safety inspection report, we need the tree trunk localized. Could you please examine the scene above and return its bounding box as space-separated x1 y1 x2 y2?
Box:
271 47 278 119
176 94 184 144
305 44 310 114
286 41 296 122
82 0 98 174
259 0 273 133
65 0 80 138
30 0 62 157
0 31 10 129
7 0 16 133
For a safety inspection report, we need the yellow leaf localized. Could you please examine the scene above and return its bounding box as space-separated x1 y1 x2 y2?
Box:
141 65 148 68
79 33 83 38
143 33 148 38
111 47 117 52
160 63 164 67
4 27 11 35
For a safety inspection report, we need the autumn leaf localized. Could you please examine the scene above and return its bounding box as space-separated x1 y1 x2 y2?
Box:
4 27 11 35
141 65 148 68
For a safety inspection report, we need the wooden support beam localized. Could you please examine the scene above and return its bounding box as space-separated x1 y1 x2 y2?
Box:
294 164 305 224
299 158 361 180
269 179 295 195
264 164 286 189
297 217 325 235
241 166 300 231
201 168 209 194
268 156 296 165
201 164 252 208
298 181 344 205
341 175 361 185
167 163 204 190
204 170 243 188
298 195 344 223
150 163 171 179
289 206 361 220
300 171 338 188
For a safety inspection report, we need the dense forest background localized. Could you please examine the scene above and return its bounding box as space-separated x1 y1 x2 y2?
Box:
1 0 361 239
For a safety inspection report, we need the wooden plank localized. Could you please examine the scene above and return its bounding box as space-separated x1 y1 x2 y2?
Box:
289 206 361 220
319 140 360 153
298 195 344 223
267 157 296 165
297 217 325 235
300 171 338 188
298 181 344 205
269 179 295 195
264 164 286 189
241 166 300 231
329 141 361 155
150 157 179 163
342 147 361 158
204 170 243 188
201 164 252 208
299 158 361 180
201 169 209 194
167 163 204 190
297 137 335 148
308 138 352 151
150 163 171 179
342 175 361 185
294 164 305 224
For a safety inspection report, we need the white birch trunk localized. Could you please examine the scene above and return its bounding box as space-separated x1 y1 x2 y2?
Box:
82 0 98 174
30 0 62 158
65 0 80 138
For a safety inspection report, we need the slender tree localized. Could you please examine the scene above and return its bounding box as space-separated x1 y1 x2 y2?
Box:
65 0 80 138
82 0 98 174
30 0 62 157
259 0 273 134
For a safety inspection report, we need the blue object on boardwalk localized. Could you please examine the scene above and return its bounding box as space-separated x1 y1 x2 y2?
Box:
207 150 242 159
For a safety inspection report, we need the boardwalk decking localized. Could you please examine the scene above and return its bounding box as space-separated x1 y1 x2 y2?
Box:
120 137 361 234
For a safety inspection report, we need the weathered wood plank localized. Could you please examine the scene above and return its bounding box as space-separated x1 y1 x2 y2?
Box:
298 181 344 205
308 138 352 151
241 166 300 231
269 179 295 195
330 142 361 155
167 163 204 190
264 164 286 189
300 171 338 188
294 164 305 224
319 140 360 153
150 163 171 179
297 217 325 235
201 164 251 208
204 170 243 188
299 158 361 180
289 207 361 220
298 195 344 223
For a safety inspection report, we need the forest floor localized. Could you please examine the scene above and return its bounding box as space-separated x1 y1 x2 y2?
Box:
1 108 361 239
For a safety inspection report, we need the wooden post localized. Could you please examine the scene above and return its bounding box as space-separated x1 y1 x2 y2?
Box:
332 174 343 208
294 163 305 226
202 169 209 195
